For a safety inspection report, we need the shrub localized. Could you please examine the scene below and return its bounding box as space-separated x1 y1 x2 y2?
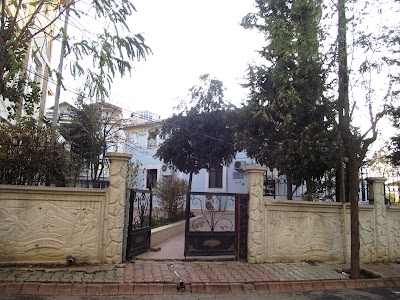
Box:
0 120 81 186
154 177 188 222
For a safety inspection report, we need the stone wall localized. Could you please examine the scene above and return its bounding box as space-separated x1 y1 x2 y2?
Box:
245 167 400 264
0 152 131 265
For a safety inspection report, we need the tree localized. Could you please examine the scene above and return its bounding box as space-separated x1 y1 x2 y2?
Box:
60 96 124 187
155 74 237 192
154 177 188 222
1 0 150 120
0 118 80 186
335 0 396 279
240 0 338 200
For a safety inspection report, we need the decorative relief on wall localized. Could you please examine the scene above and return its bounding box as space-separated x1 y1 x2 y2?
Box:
374 183 388 261
267 211 344 262
359 214 375 262
104 154 130 264
388 215 400 260
248 171 265 263
0 202 101 262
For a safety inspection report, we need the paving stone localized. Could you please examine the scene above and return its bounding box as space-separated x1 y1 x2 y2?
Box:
323 281 338 290
330 279 347 290
163 283 178 294
147 283 164 294
267 282 281 292
254 282 269 293
55 283 72 295
134 283 149 294
394 278 400 287
87 283 103 295
118 283 134 294
37 283 56 295
290 281 304 291
21 282 40 294
373 278 386 287
384 278 397 287
364 279 377 288
354 280 367 288
279 282 293 293
243 283 257 294
229 283 244 294
312 281 325 291
71 284 87 295
344 280 357 289
102 283 119 295
301 281 314 291
191 283 205 294
4 283 23 294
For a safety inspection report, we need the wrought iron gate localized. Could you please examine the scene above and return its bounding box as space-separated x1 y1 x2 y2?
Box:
126 189 153 260
184 192 249 261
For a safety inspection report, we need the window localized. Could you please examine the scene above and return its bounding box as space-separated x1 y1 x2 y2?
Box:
208 165 223 188
147 134 157 148
146 169 157 189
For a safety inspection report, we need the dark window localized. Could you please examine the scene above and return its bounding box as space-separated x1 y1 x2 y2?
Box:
209 165 223 188
146 169 157 189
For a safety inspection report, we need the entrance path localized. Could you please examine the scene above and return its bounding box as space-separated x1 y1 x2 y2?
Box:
135 231 235 261
136 231 186 260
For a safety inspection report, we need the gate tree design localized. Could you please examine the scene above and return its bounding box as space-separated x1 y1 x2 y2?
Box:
184 192 248 260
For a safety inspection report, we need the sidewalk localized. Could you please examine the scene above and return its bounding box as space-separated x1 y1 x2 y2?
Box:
0 260 399 295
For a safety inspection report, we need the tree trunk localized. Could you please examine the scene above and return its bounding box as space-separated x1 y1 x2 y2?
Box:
286 173 293 200
184 172 193 256
337 0 360 279
348 156 361 279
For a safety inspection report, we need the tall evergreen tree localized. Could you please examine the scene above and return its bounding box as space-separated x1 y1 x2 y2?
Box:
240 0 337 199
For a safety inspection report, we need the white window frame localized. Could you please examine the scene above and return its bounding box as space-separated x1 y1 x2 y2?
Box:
205 165 227 192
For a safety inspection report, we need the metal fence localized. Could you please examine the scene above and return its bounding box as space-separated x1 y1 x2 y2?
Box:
263 167 400 204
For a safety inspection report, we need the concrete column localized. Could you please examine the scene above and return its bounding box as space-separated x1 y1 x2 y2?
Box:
104 152 132 264
366 177 388 262
245 166 267 263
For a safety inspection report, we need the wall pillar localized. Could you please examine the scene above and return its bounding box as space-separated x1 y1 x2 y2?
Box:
366 177 388 262
245 166 267 263
104 152 132 264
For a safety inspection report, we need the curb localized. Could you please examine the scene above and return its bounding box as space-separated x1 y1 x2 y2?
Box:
1 278 399 295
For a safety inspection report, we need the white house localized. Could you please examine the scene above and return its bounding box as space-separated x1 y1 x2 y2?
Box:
122 113 310 200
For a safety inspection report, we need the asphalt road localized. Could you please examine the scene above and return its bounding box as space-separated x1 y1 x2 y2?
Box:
1 287 400 300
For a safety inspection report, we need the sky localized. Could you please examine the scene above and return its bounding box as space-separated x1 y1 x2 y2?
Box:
50 0 264 119
111 0 264 118
47 0 397 154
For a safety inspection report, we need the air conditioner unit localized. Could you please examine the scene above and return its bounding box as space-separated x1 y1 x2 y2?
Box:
160 164 173 176
234 160 246 171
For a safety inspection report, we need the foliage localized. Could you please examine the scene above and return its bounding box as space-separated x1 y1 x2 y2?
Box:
60 96 123 186
154 177 188 222
155 74 237 190
127 160 144 189
239 0 338 199
0 119 80 186
1 0 150 120
387 106 400 166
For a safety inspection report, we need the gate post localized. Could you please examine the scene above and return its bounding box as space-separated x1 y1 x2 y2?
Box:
245 166 267 263
104 152 132 264
366 177 388 262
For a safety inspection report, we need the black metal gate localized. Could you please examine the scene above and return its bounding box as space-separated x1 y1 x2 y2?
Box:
184 192 248 261
126 189 153 260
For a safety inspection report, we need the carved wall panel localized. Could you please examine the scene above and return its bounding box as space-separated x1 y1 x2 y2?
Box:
359 211 375 262
0 199 103 263
266 210 345 262
388 212 400 261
